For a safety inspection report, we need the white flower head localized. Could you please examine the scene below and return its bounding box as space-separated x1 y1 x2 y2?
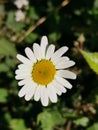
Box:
15 10 25 22
14 0 29 9
15 36 76 106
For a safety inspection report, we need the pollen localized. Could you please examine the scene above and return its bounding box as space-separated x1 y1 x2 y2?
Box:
32 59 56 85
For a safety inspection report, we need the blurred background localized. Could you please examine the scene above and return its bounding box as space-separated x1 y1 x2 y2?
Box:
0 0 98 130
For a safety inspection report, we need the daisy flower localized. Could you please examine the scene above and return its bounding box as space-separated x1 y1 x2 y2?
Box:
15 10 25 22
15 36 76 106
14 0 29 9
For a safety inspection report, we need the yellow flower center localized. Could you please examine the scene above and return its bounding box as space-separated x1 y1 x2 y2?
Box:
32 59 56 85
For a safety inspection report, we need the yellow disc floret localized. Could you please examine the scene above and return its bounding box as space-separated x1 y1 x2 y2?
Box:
32 59 56 85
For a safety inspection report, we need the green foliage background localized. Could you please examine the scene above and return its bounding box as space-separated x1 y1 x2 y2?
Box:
0 0 98 130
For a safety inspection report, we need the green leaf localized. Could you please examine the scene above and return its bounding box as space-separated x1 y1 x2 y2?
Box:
80 50 98 74
25 33 38 43
0 88 8 103
0 38 17 57
29 7 39 20
6 11 25 32
74 10 82 16
0 63 9 72
5 57 16 68
0 4 5 16
37 110 65 130
73 117 89 127
10 119 27 130
94 0 98 8
49 32 61 42
87 123 98 130
4 113 12 122
64 112 78 119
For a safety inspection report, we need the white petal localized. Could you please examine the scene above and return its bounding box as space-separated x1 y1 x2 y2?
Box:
51 46 68 60
18 77 32 86
55 85 66 95
57 70 76 79
18 85 27 97
23 0 29 6
25 47 36 63
56 60 75 69
17 64 33 74
47 84 57 103
50 81 62 96
52 56 69 66
15 69 30 76
18 81 36 98
16 54 32 64
55 87 62 96
15 67 31 74
15 74 30 80
55 76 72 89
18 79 26 86
33 43 41 60
34 86 41 101
15 69 26 75
46 44 55 59
53 80 67 93
16 69 31 76
17 63 32 69
40 36 48 58
40 87 49 106
15 10 25 22
25 85 37 101
14 1 23 8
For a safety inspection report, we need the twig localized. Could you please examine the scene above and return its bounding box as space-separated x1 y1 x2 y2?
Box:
18 17 46 43
18 0 69 43
65 121 72 130
0 0 8 3
61 0 69 7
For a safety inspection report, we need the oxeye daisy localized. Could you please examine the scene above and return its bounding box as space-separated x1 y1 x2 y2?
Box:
15 36 76 106
15 10 25 22
14 0 29 9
